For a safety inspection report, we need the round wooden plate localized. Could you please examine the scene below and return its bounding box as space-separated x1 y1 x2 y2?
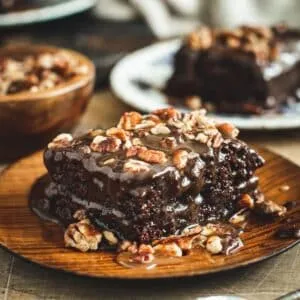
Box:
0 149 299 279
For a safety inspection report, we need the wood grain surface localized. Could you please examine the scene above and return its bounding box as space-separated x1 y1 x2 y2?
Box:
0 148 299 280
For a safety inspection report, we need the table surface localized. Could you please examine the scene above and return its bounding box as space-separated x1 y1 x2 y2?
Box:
0 91 300 300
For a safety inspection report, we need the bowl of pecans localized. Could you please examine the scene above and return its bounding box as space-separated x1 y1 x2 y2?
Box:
0 45 95 158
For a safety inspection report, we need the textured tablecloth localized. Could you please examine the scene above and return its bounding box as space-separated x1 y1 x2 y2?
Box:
0 92 299 300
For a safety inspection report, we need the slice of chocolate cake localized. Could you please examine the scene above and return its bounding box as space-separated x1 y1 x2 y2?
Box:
31 108 286 263
165 24 300 114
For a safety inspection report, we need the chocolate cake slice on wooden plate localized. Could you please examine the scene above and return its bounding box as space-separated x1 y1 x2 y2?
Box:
31 108 286 266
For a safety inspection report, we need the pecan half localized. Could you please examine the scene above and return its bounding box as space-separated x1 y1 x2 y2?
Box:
90 136 121 153
118 112 142 130
153 107 179 121
123 159 151 173
64 219 102 252
150 123 171 135
126 145 142 158
160 137 177 149
144 114 161 124
195 132 209 144
229 208 249 225
153 242 183 257
48 133 73 149
206 235 223 254
138 244 155 255
217 123 239 139
137 147 167 164
172 149 189 169
106 127 129 141
187 27 213 50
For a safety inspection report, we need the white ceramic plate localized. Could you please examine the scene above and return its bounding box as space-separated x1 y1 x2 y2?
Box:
0 0 97 27
110 39 300 130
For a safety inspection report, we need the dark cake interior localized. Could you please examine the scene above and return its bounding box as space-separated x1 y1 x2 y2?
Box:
165 24 300 114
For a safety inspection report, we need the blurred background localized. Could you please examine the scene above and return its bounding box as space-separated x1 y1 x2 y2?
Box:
2 0 300 88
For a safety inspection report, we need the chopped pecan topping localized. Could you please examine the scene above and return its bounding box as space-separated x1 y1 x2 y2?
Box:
48 133 73 149
153 107 180 121
135 120 156 130
172 149 189 169
138 244 155 255
200 224 218 236
137 147 167 164
217 123 239 139
229 208 249 225
187 26 213 50
176 235 199 250
181 224 202 235
150 123 171 135
125 146 140 158
132 137 142 146
220 26 278 63
153 242 183 257
144 114 162 124
160 137 177 149
240 25 273 40
206 235 223 254
90 136 121 153
212 132 224 148
88 129 105 137
116 221 244 263
79 145 91 154
122 139 133 150
118 240 132 252
118 112 142 130
123 159 151 173
106 127 129 141
127 242 138 254
64 219 102 252
195 132 209 144
186 25 278 64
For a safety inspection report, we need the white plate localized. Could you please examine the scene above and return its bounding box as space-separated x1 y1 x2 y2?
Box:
110 39 300 130
0 0 97 27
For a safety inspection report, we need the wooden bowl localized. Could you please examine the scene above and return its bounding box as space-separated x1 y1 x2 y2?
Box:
0 45 95 159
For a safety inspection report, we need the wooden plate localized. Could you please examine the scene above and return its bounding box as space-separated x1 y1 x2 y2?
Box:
0 149 299 279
